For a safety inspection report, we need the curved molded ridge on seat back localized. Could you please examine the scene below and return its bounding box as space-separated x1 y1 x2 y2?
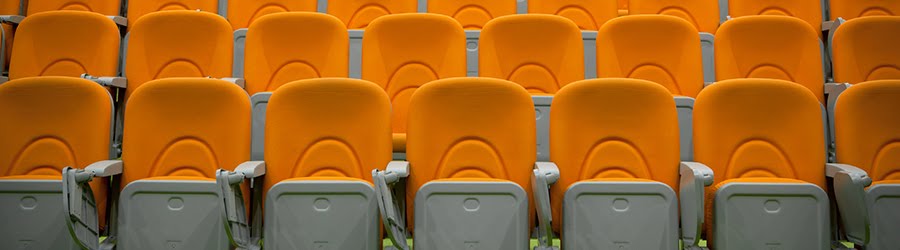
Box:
26 0 122 15
527 0 618 31
596 15 704 98
244 12 349 95
362 13 466 134
9 11 120 80
727 0 824 34
835 80 900 182
715 16 825 103
694 78 826 189
829 0 900 20
426 0 516 29
227 0 317 29
127 0 219 28
263 78 391 195
831 16 900 84
327 0 417 29
121 78 250 188
480 14 584 94
549 78 680 232
628 0 720 34
125 10 233 98
406 77 536 229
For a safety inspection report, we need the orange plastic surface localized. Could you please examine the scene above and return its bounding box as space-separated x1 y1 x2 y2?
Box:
834 80 900 182
27 0 122 15
527 0 618 30
226 0 317 29
829 0 899 20
728 0 824 33
327 0 417 28
426 0 516 29
628 0 720 34
831 16 900 84
127 0 219 28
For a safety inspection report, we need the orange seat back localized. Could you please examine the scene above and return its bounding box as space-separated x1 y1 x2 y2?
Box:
125 10 233 98
9 11 120 80
550 78 680 232
362 13 466 135
829 0 900 20
263 78 391 195
327 0 417 29
480 14 584 94
831 16 900 84
406 77 536 229
27 0 122 15
715 16 825 103
426 0 516 29
127 0 219 28
244 12 348 95
834 80 900 182
727 0 824 33
227 0 317 29
527 0 618 30
628 0 720 34
121 78 250 188
596 15 704 98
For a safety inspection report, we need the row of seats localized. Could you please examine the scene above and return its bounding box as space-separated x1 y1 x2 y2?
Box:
1 75 897 249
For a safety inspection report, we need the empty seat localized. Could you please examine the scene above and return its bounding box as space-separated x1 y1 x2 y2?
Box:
831 16 900 84
628 0 721 34
425 0 516 29
596 15 704 98
362 13 466 151
9 11 120 80
327 0 416 28
727 0 824 34
124 10 233 97
527 0 618 30
226 0 317 29
715 15 825 103
829 0 900 20
243 12 348 95
26 0 122 15
694 78 829 249
127 0 219 28
479 14 584 94
0 77 113 249
833 80 900 249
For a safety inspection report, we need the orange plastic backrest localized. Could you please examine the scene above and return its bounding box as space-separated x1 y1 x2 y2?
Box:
0 76 112 226
549 78 680 233
596 15 704 98
831 16 900 84
244 12 348 95
125 10 233 98
479 14 584 94
9 11 120 80
829 0 899 20
327 0 417 28
728 0 823 33
694 78 826 190
227 0 317 29
628 0 720 34
127 0 219 28
834 80 900 182
362 13 466 135
406 77 536 229
527 0 618 30
121 78 250 188
263 78 391 195
715 16 825 103
27 0 122 15
426 0 516 29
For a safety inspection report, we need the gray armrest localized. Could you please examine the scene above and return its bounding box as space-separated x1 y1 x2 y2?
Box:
679 161 714 248
62 160 124 250
220 77 245 88
0 76 8 84
532 162 559 250
81 74 127 88
216 162 261 249
108 16 127 27
373 161 410 250
826 163 871 245
0 15 24 24
235 161 266 179
84 160 123 177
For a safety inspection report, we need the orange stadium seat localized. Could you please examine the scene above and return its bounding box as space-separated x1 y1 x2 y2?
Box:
126 0 219 28
831 16 900 84
327 0 416 29
226 0 317 30
425 0 517 29
26 0 122 15
629 0 721 34
726 0 825 36
527 0 618 31
829 0 900 20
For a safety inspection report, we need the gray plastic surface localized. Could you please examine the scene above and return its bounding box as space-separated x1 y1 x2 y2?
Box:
532 162 560 250
713 182 830 249
0 180 81 249
265 180 379 249
417 0 427 12
62 167 101 250
517 0 528 13
233 29 248 79
108 16 127 27
674 96 695 162
317 0 328 12
349 30 364 79
533 95 553 161
827 163 872 246
700 33 715 84
250 92 271 161
118 180 228 249
866 184 900 250
466 30 480 77
679 162 713 248
825 83 849 161
582 31 598 79
415 181 528 249
562 181 678 250
0 25 5 75
718 0 728 24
